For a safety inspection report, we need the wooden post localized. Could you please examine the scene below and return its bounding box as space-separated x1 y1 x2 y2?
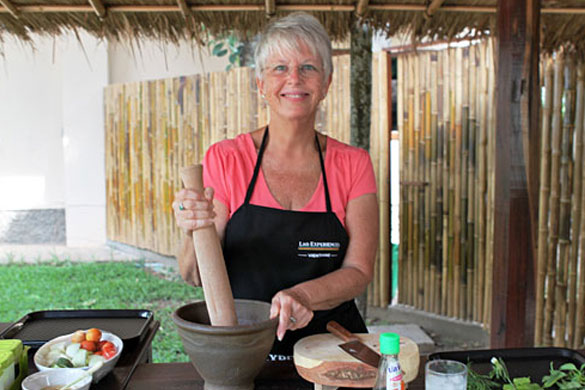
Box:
491 0 540 348
350 19 372 315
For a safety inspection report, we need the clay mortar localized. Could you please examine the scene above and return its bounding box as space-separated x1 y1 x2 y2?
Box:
172 299 278 390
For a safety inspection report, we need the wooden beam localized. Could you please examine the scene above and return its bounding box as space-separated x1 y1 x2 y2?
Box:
0 0 20 19
356 0 369 18
265 0 275 17
88 0 106 18
491 0 539 349
1 3 584 14
369 4 496 12
176 0 190 18
425 0 446 17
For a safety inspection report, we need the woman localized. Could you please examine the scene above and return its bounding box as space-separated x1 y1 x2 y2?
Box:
173 12 379 358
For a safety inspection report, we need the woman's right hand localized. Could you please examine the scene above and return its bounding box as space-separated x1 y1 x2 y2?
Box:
173 187 216 233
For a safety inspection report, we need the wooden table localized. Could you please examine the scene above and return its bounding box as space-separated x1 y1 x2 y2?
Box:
125 356 427 390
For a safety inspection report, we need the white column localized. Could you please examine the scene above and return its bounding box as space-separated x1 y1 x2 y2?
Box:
62 32 109 246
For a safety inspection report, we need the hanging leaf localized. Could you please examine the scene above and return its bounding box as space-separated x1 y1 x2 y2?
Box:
216 49 228 57
229 52 240 66
212 42 225 56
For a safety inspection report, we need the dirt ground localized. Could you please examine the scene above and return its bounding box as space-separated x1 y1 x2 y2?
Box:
366 305 488 354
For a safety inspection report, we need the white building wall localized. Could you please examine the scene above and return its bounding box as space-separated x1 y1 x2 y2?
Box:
0 33 228 247
108 39 229 84
0 35 66 210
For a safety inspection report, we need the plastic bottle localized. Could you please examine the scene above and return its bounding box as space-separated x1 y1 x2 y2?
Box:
374 332 406 390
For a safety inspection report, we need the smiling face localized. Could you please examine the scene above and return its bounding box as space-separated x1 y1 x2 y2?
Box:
256 41 332 124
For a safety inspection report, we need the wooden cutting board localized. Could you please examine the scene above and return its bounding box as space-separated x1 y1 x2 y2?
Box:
293 333 419 389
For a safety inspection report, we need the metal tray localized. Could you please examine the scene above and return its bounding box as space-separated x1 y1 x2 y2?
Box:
0 309 153 349
429 347 585 384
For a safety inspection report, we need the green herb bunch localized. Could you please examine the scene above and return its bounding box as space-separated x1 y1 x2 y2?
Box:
466 357 585 389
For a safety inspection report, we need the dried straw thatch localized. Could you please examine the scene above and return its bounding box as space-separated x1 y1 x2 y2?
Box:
0 0 491 44
1 1 584 56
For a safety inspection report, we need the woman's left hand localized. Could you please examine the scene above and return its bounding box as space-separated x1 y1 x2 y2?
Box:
270 289 313 341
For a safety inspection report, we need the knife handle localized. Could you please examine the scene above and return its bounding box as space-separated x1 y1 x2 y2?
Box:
326 321 359 342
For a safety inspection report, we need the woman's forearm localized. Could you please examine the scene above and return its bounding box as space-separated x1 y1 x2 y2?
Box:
291 265 372 311
177 233 201 286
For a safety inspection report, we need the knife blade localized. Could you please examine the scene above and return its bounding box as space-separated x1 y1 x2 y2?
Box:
326 320 381 368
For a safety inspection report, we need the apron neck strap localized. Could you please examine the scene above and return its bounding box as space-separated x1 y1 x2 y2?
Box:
315 133 332 212
244 126 333 213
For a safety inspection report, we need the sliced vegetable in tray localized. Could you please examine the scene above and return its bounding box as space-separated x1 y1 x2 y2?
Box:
46 328 117 369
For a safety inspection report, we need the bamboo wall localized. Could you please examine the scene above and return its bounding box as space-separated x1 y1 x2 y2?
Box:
535 54 585 349
395 39 496 326
104 56 378 257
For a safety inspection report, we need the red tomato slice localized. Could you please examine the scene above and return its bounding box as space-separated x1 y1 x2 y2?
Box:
103 348 116 360
100 341 115 352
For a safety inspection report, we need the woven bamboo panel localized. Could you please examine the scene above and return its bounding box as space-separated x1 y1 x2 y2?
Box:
535 53 585 350
396 39 496 327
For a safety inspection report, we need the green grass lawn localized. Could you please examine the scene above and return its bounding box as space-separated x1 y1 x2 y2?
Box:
0 260 203 363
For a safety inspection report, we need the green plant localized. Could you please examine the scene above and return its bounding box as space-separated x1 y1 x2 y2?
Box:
468 357 585 390
542 362 585 389
208 33 245 71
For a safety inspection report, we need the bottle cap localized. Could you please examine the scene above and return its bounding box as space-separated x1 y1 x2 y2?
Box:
379 332 400 355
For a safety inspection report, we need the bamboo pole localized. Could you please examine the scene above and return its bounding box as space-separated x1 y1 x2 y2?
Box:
434 50 444 314
378 52 391 308
575 69 585 346
398 55 407 305
554 58 575 347
460 47 469 320
475 40 488 323
429 52 439 314
367 78 375 306
408 54 416 307
0 0 20 18
227 70 237 139
453 47 463 318
535 57 554 345
424 53 432 313
483 38 496 328
370 53 381 307
441 48 451 316
544 52 565 346
466 45 476 322
568 62 584 348
413 53 423 309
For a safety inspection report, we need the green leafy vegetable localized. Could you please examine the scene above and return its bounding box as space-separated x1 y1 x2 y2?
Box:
467 362 500 390
542 362 585 389
467 357 585 390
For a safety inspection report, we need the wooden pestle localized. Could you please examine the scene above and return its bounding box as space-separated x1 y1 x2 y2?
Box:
180 164 238 326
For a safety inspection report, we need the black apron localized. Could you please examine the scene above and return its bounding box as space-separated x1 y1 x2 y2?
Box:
222 127 367 358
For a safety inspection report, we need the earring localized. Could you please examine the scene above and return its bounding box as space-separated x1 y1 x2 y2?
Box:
261 93 266 99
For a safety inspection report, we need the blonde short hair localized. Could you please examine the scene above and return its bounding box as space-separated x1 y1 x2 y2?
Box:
254 12 333 81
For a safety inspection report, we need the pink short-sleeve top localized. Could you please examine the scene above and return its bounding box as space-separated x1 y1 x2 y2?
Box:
203 133 377 228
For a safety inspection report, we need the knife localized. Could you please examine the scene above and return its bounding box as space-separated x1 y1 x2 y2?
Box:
326 321 381 368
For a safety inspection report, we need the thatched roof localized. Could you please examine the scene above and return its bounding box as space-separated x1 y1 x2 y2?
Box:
0 0 583 53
